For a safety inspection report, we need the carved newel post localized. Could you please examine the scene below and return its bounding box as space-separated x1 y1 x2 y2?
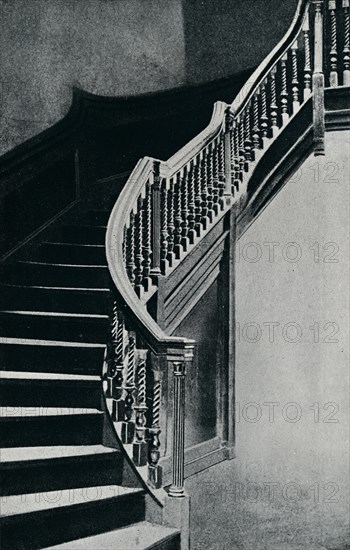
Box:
168 361 187 497
133 349 148 466
312 0 326 155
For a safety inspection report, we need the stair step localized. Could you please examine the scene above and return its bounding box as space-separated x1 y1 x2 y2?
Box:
0 339 105 375
0 261 110 288
0 371 102 408
0 486 145 550
0 444 123 496
38 242 107 265
0 311 109 343
58 224 107 245
44 521 181 550
0 407 104 447
0 284 111 314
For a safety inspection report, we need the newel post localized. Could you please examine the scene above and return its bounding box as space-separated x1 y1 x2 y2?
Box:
151 160 162 282
168 361 187 497
224 108 234 199
312 0 326 155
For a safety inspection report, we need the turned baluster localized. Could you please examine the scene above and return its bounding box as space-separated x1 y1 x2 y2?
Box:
206 144 214 222
110 311 126 421
168 362 186 497
260 79 269 145
167 179 176 267
194 156 202 236
122 226 127 266
212 140 220 216
133 349 148 467
343 0 350 85
291 40 301 112
126 212 136 286
328 0 339 86
232 119 241 192
148 369 163 489
238 114 246 173
252 91 261 151
181 166 190 252
200 149 210 230
303 7 312 100
280 53 289 124
218 132 226 209
174 173 183 259
244 105 253 162
312 0 326 155
150 161 162 283
121 335 136 443
142 181 152 291
188 161 196 244
225 109 234 196
134 197 144 297
160 180 168 275
270 65 279 135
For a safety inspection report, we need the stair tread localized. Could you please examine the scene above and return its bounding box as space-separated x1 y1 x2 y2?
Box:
0 311 109 319
0 444 118 464
17 261 108 268
43 521 179 550
0 407 102 418
0 371 100 381
44 242 105 248
0 338 105 348
1 485 144 518
1 284 109 291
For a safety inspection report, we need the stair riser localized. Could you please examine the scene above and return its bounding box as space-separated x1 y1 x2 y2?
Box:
0 315 109 344
0 344 105 375
0 265 110 288
0 287 111 314
38 244 107 266
0 413 103 447
0 452 123 496
58 225 106 245
1 493 145 550
0 380 102 409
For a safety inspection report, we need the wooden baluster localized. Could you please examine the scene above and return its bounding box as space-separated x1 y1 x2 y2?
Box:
238 114 246 173
181 166 190 252
122 226 127 266
111 310 126 422
121 335 136 444
312 0 326 155
188 160 196 244
328 0 339 86
218 131 226 209
150 161 162 283
343 0 350 85
148 369 163 489
291 40 301 112
232 119 241 192
133 349 148 467
167 179 176 267
200 149 210 230
244 106 253 162
270 65 279 135
260 79 269 145
252 91 261 151
194 156 202 236
142 181 152 291
134 197 144 297
168 361 186 497
206 144 214 222
212 140 220 216
280 53 289 124
174 172 183 259
160 180 168 275
303 7 312 100
225 110 233 197
126 212 135 286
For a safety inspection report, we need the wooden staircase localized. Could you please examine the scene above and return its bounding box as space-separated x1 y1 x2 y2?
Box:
0 208 180 550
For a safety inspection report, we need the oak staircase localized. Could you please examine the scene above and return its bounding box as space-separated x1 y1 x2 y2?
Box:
0 0 349 549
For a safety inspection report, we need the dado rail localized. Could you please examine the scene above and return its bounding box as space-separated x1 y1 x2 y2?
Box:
105 0 348 546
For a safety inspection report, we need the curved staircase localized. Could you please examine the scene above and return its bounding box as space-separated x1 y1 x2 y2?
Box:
0 207 180 549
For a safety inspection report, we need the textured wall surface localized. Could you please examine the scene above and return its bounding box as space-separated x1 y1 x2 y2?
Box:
0 0 299 155
235 130 350 548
